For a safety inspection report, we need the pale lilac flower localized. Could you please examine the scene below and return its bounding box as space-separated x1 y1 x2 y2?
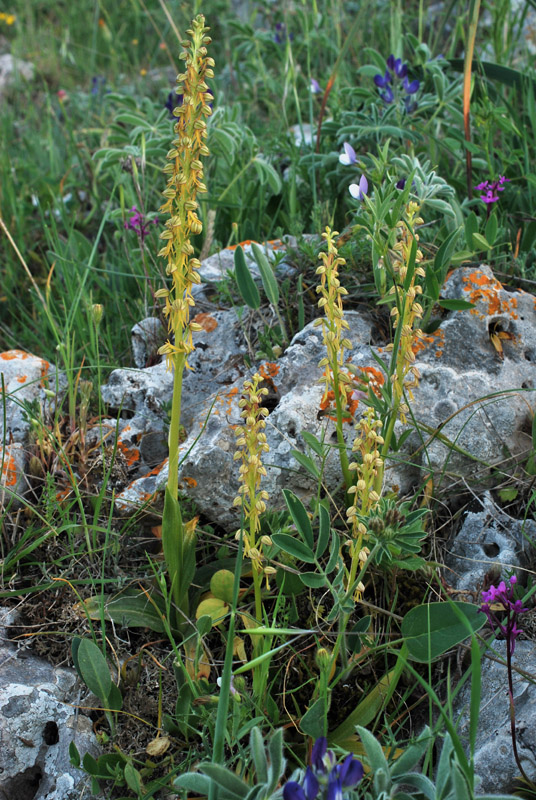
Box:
349 175 368 201
310 78 322 94
339 142 357 165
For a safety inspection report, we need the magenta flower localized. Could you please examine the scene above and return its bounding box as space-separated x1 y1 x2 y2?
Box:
124 205 158 243
475 175 510 204
480 574 528 654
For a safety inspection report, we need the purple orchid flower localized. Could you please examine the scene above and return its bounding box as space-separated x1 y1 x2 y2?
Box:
124 205 158 243
475 176 510 205
480 574 528 654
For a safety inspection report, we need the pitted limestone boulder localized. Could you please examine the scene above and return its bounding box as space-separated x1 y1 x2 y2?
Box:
0 608 100 800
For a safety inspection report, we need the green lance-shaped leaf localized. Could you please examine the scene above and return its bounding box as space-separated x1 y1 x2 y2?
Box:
234 245 260 309
283 489 314 549
162 487 196 618
251 242 279 306
76 638 112 703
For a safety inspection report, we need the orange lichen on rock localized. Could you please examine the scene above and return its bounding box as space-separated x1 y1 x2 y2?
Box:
1 454 18 486
225 239 284 252
17 375 27 383
319 365 384 422
259 362 280 379
118 441 140 466
145 459 168 478
461 270 518 319
40 359 50 386
412 329 445 357
182 476 197 488
193 312 218 332
0 350 29 361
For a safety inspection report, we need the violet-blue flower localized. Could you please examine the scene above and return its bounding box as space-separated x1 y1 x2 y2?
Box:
373 55 419 110
349 175 368 201
339 142 357 166
311 78 322 95
283 737 363 800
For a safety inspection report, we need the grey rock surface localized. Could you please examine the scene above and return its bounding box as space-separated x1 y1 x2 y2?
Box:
454 639 536 793
0 607 100 800
0 53 34 98
111 264 536 531
444 492 535 591
1 350 62 506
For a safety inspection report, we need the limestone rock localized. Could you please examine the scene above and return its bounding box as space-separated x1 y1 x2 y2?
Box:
444 493 535 591
0 54 34 99
0 350 62 507
454 639 536 793
0 608 100 800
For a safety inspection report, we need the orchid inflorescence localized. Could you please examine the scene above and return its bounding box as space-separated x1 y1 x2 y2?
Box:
124 205 159 243
475 175 510 205
283 738 363 800
480 575 528 654
374 54 419 112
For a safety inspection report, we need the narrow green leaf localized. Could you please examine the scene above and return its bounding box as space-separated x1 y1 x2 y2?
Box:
174 774 212 795
485 213 498 246
433 228 460 283
464 211 478 250
316 504 330 558
291 450 320 479
438 298 475 311
250 728 268 785
199 763 249 798
251 243 279 306
472 232 492 250
301 431 325 457
283 489 314 549
234 246 260 309
325 530 341 573
77 639 112 703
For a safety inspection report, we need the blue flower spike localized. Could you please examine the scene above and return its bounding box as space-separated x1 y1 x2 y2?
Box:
373 54 419 110
283 738 363 800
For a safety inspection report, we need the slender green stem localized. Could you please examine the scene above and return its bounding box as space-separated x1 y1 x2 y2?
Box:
167 352 186 499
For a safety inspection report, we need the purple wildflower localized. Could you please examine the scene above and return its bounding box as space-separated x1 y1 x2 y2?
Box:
284 738 363 800
349 175 368 201
310 78 322 95
165 90 184 119
339 142 357 166
373 54 419 110
124 205 158 243
480 575 528 654
274 22 294 44
475 176 510 205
